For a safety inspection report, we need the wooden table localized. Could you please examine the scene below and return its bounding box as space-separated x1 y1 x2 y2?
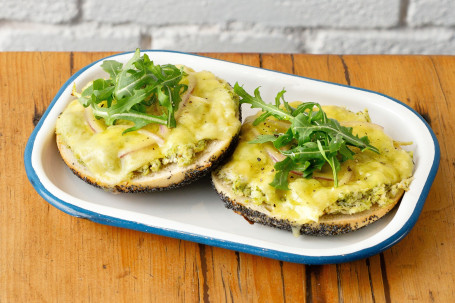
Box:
1 52 454 302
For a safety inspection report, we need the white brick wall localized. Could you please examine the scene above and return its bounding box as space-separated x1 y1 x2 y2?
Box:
0 23 142 51
0 0 78 23
309 29 455 54
408 0 455 26
82 0 400 28
151 24 305 53
0 0 454 54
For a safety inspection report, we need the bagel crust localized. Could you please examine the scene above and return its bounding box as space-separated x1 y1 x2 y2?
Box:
57 131 239 193
211 174 403 236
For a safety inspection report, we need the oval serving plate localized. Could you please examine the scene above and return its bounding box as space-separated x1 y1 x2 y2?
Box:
24 50 439 264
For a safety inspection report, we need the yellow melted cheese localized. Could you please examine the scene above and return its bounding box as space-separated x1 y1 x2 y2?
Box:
215 105 414 224
56 69 241 185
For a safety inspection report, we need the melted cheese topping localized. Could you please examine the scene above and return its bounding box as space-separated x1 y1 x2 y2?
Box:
215 105 414 224
56 69 241 185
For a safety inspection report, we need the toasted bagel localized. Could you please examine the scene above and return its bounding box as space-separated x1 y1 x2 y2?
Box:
55 66 241 193
211 105 413 236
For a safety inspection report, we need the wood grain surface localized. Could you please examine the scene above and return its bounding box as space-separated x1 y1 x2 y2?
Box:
1 52 454 302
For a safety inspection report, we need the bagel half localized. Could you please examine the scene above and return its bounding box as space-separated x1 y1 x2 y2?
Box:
55 68 241 193
211 105 414 236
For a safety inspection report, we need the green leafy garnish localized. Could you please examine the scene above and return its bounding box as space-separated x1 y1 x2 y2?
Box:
233 83 379 189
73 49 187 133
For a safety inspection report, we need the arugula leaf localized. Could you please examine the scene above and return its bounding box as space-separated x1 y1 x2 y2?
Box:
317 140 339 186
234 84 293 123
101 60 123 79
234 83 379 188
270 157 294 190
75 49 187 133
248 134 279 144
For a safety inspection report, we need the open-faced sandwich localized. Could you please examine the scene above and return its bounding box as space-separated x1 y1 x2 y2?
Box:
55 50 241 192
212 84 414 236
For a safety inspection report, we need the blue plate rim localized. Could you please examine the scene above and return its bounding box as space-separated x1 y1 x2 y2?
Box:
24 50 440 265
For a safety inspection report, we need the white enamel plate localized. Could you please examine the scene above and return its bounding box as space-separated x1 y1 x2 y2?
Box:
24 51 440 264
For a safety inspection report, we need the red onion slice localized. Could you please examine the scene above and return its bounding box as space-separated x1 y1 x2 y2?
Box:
265 146 285 163
137 129 164 146
175 73 196 118
264 146 302 175
118 130 164 158
159 124 169 136
84 107 105 133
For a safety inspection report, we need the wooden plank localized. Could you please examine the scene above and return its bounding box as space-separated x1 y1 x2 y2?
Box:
337 260 380 303
261 53 294 74
200 247 294 302
340 55 455 302
70 51 118 74
199 53 260 67
293 55 342 303
294 54 379 303
195 54 308 302
293 54 401 303
259 54 308 303
265 54 342 303
0 52 72 301
194 53 265 303
293 54 347 85
305 265 340 303
423 56 455 300
197 53 301 302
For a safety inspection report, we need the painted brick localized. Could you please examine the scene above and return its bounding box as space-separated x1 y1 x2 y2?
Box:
0 0 78 23
0 23 141 51
408 0 455 26
309 29 455 54
0 0 453 55
150 25 304 53
83 0 400 28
